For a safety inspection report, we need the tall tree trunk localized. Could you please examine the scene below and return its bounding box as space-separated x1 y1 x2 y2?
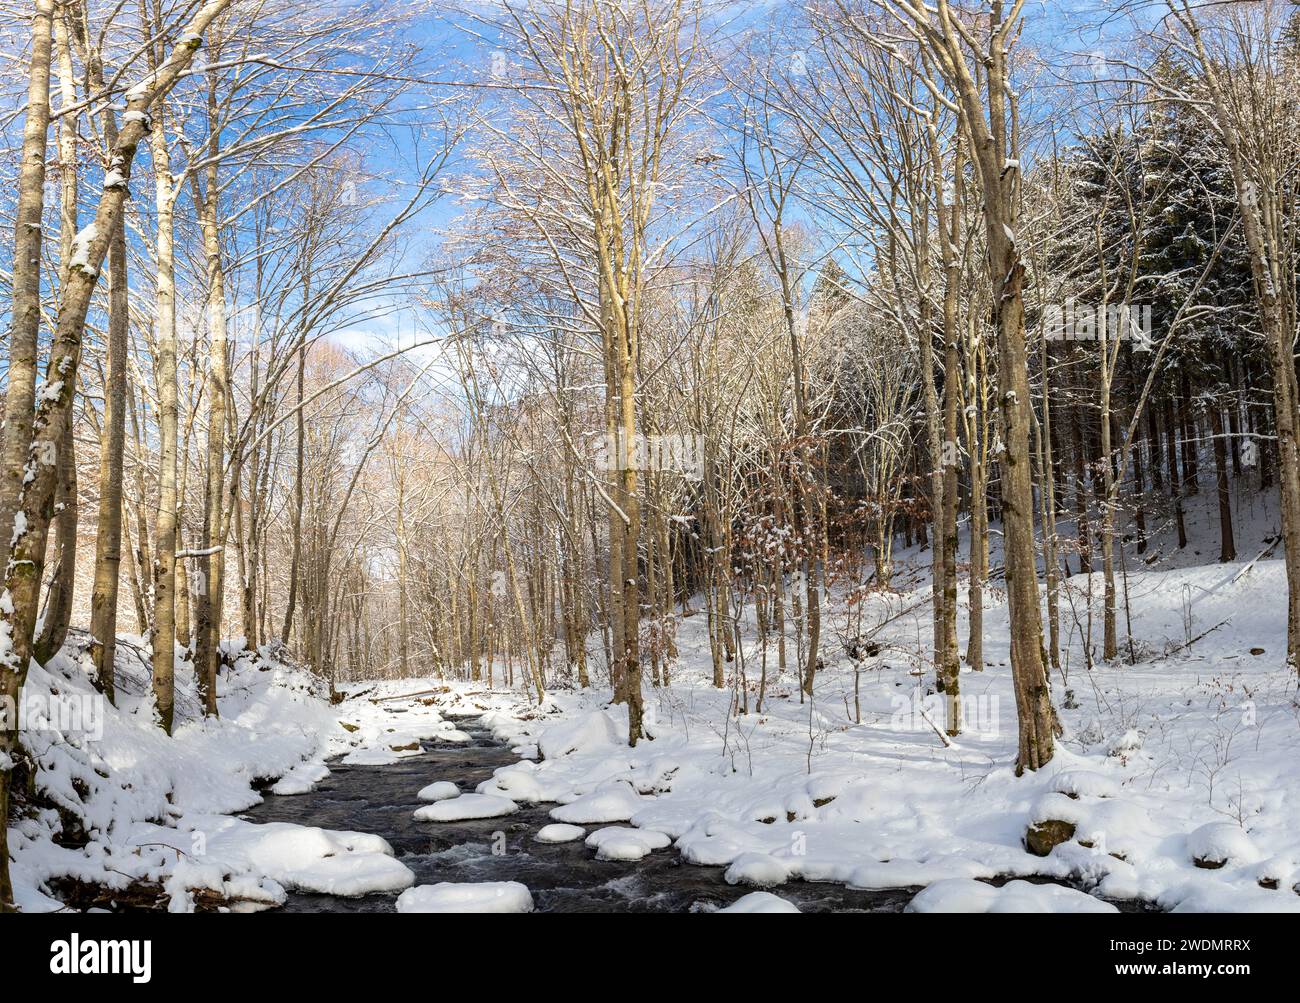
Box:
933 131 962 733
175 433 192 650
194 145 229 719
127 383 153 633
0 0 54 562
35 423 77 664
1098 344 1118 662
395 462 410 679
0 2 55 911
148 95 179 735
930 0 1056 771
1211 402 1236 563
1165 396 1187 550
82 0 131 700
280 324 307 645
939 332 961 732
34 10 81 666
1037 332 1061 672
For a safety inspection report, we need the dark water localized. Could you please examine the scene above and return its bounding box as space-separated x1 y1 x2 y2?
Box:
238 722 920 913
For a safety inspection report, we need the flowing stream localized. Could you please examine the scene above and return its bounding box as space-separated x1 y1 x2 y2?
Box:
238 720 921 913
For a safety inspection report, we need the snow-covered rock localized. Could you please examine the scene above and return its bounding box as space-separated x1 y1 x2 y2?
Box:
396 881 534 914
907 879 1118 914
414 793 519 822
724 852 793 888
478 760 563 803
537 710 624 760
132 817 415 902
417 781 461 802
719 891 801 914
550 781 645 824
1051 770 1121 799
1187 822 1258 869
341 747 416 766
584 826 671 861
535 823 586 844
271 761 330 796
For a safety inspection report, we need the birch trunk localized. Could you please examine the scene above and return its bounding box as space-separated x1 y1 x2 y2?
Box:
0 0 54 563
148 88 179 734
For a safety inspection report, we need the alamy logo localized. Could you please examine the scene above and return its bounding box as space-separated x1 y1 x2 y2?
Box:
890 689 1001 739
1 692 105 740
49 936 152 983
592 433 704 481
1043 300 1152 350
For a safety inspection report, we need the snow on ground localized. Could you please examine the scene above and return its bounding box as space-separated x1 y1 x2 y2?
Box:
8 643 459 911
456 551 1300 913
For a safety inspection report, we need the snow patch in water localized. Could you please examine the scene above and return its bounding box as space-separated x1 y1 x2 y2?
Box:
396 881 534 913
414 793 519 821
719 891 801 913
535 823 586 844
417 781 461 802
585 826 671 861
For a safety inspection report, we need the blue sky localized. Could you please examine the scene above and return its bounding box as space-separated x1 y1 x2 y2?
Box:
0 0 1164 364
326 0 1151 349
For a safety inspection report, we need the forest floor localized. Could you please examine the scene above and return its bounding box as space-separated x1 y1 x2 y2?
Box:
8 485 1300 912
445 555 1300 913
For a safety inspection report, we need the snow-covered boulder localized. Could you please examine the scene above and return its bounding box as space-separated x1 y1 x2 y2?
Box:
550 781 645 824
907 879 1117 914
537 710 625 760
396 881 534 914
535 823 586 844
270 761 330 796
1051 770 1121 800
417 781 460 802
1025 793 1085 856
414 793 519 822
585 826 671 861
1187 822 1258 870
146 818 416 901
719 892 801 914
724 852 793 888
478 760 561 803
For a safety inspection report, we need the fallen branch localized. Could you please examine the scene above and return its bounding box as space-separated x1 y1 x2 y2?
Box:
1231 539 1280 584
917 703 955 748
1164 618 1232 658
369 687 447 703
